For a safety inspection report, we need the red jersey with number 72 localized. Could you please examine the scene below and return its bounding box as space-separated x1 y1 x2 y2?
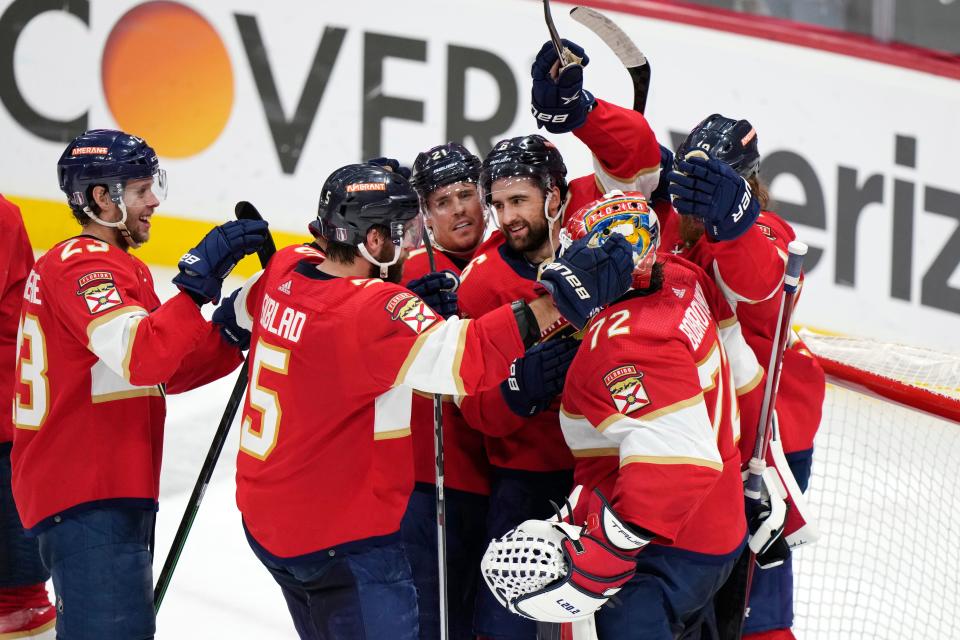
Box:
560 256 762 555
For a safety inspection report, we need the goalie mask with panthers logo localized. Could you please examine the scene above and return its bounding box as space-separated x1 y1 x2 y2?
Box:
561 190 660 289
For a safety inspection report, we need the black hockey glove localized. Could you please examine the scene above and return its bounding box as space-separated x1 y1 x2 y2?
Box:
537 233 634 330
212 287 251 351
667 153 760 241
500 337 580 417
173 219 269 304
406 271 459 319
367 156 411 181
531 39 595 134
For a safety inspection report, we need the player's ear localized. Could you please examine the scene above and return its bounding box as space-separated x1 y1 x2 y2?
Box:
92 185 111 210
364 225 386 253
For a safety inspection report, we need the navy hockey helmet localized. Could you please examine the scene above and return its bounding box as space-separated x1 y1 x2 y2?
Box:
410 142 481 200
57 129 165 214
480 134 568 205
310 163 421 247
676 114 760 179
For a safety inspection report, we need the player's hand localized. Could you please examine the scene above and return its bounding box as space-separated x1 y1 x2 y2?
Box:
537 233 634 330
649 144 675 205
406 271 459 319
500 337 579 417
745 468 790 569
212 287 250 351
173 219 269 304
481 486 650 623
367 156 411 181
531 39 595 134
667 152 760 241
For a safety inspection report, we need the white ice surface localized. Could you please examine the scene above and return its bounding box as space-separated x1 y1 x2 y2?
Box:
148 269 294 637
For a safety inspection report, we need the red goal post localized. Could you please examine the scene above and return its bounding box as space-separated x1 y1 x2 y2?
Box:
790 329 960 638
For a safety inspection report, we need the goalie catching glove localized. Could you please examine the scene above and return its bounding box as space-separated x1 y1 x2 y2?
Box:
481 486 652 623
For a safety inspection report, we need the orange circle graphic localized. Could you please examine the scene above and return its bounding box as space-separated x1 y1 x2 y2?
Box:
102 2 233 158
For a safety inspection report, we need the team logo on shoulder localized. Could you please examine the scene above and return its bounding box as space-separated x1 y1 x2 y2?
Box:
76 271 123 314
756 223 776 242
603 365 650 415
385 292 438 334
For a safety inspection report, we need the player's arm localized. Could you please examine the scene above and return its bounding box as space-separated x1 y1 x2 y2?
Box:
561 339 724 544
706 212 793 306
52 246 220 387
0 198 34 302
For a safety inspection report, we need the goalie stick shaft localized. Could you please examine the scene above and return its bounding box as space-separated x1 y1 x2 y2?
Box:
154 201 277 612
422 233 451 640
729 241 807 638
569 6 651 114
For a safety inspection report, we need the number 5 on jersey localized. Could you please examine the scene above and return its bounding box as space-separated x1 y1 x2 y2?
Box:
240 338 290 460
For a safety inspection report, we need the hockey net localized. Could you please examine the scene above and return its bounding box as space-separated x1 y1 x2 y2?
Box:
791 329 960 638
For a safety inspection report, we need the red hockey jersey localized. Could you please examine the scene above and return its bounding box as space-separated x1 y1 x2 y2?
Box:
560 256 762 555
657 204 824 457
0 196 34 444
455 98 662 472
12 236 242 529
234 247 526 557
403 247 490 495
457 233 575 472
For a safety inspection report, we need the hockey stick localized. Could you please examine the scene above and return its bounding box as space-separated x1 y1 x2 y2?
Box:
421 232 451 640
715 241 807 639
569 6 651 114
543 0 584 70
154 201 277 612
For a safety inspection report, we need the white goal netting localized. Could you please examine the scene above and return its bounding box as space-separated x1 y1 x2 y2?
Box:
792 330 960 639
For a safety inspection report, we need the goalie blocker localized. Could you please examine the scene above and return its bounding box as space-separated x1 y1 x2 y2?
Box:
481 486 652 623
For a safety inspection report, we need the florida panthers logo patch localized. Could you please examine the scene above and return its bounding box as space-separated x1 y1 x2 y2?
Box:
76 271 123 314
603 365 649 415
385 292 438 334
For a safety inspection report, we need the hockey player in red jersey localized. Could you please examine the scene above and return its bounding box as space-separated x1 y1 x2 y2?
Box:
10 129 268 640
458 37 663 638
401 143 492 639
0 196 55 638
486 191 763 638
229 163 636 640
663 115 825 639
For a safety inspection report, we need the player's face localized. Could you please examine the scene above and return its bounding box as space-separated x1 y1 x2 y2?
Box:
490 178 550 253
369 236 408 284
120 176 162 244
425 181 484 253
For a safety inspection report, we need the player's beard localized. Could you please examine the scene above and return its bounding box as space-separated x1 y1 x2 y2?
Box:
679 214 705 247
503 214 550 254
367 244 406 284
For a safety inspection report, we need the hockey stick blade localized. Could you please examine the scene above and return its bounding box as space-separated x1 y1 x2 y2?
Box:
570 6 650 114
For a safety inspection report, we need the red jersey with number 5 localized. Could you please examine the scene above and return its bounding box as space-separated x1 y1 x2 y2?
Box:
560 256 762 555
234 246 525 557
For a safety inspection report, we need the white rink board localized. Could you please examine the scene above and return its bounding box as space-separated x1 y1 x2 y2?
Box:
1 0 959 351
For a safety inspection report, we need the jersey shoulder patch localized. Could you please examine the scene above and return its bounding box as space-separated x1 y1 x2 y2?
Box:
384 290 438 334
76 271 123 314
603 365 650 415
